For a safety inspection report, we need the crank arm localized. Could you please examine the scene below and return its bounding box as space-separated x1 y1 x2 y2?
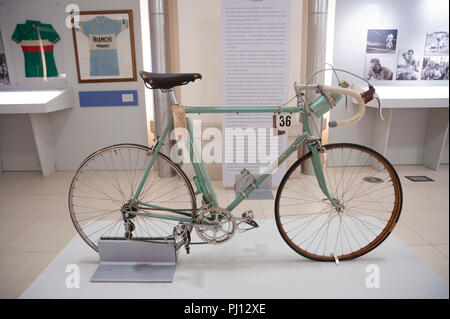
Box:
235 217 259 228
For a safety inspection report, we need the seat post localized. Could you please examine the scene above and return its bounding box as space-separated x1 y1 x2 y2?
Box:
168 89 178 105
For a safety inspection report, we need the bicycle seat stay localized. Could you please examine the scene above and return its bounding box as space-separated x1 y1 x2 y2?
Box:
139 71 202 90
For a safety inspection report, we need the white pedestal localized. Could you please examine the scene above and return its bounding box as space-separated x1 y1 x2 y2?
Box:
368 86 449 170
20 220 449 299
0 89 74 176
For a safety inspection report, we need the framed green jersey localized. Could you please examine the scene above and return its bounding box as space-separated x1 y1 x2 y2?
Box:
11 20 60 78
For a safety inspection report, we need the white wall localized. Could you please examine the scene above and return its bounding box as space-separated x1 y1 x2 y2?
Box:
176 0 303 121
0 0 147 171
330 0 449 164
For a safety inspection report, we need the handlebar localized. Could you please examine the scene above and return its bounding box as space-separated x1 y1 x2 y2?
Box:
294 83 376 128
322 85 368 127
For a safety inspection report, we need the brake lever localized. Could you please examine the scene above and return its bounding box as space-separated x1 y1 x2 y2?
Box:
361 85 375 103
376 97 384 121
361 84 383 120
344 95 349 112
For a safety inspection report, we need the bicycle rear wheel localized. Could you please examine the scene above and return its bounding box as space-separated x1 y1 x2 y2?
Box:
68 144 196 252
275 143 402 261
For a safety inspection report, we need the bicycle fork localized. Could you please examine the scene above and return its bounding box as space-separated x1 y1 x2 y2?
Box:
307 139 341 210
298 92 340 210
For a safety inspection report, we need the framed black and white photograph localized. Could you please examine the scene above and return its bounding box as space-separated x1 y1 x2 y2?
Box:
0 28 10 86
364 54 395 81
366 29 398 54
424 31 449 55
71 10 137 83
421 56 449 80
396 49 421 80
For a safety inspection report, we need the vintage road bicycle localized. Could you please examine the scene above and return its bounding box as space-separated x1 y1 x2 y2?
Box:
69 69 403 262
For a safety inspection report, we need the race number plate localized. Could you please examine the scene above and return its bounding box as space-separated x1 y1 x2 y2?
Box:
276 113 298 129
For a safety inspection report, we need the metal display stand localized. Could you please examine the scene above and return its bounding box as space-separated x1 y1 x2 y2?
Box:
234 173 273 200
90 237 178 283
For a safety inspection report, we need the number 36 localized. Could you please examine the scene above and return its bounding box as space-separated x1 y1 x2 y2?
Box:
278 115 291 127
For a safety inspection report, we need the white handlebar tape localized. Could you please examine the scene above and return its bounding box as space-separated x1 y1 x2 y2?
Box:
321 85 367 128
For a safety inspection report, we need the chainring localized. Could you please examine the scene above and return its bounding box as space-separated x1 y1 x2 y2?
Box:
194 206 236 244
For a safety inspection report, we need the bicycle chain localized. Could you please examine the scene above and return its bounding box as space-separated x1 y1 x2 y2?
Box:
190 241 210 245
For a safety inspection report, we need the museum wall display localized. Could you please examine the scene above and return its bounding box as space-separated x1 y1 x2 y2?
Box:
0 0 305 177
0 0 447 172
330 0 449 165
333 0 449 86
0 0 147 172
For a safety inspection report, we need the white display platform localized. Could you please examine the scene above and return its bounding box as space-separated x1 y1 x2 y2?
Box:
20 220 448 299
0 89 74 176
369 86 449 109
0 89 73 114
366 86 449 170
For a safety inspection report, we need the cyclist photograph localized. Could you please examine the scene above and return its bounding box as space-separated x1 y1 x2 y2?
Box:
421 55 449 80
0 30 9 86
424 31 449 55
396 49 420 80
366 29 398 53
365 57 394 80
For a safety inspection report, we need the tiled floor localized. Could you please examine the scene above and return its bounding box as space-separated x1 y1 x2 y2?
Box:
0 165 448 298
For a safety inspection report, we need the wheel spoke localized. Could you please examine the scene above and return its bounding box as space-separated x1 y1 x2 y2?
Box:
69 145 196 252
276 144 401 261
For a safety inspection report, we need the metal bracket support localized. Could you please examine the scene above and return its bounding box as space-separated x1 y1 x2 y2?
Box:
90 237 178 283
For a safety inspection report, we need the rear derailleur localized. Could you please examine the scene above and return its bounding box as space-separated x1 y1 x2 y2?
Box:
121 201 137 239
173 223 191 254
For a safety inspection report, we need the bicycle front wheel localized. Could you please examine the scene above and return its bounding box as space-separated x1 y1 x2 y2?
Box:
68 144 196 252
275 143 402 261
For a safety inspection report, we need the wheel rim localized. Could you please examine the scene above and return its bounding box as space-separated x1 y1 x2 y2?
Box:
68 144 196 251
275 144 402 261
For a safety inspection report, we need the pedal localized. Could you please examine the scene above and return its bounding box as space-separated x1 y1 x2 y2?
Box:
245 219 259 228
237 210 259 231
242 210 254 220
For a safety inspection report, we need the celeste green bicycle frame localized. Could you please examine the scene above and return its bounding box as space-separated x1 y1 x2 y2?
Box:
128 103 336 223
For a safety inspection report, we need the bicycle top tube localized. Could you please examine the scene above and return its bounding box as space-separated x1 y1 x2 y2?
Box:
184 105 301 114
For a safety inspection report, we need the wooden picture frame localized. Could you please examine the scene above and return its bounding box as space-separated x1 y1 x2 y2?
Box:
71 10 137 83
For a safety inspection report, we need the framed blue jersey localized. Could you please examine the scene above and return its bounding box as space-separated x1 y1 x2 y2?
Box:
71 10 137 83
79 16 128 76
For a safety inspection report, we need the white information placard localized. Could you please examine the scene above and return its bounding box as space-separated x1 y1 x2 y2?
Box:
221 0 291 187
223 113 287 187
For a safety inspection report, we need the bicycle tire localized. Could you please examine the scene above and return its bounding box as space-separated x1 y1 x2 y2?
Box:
275 143 402 261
